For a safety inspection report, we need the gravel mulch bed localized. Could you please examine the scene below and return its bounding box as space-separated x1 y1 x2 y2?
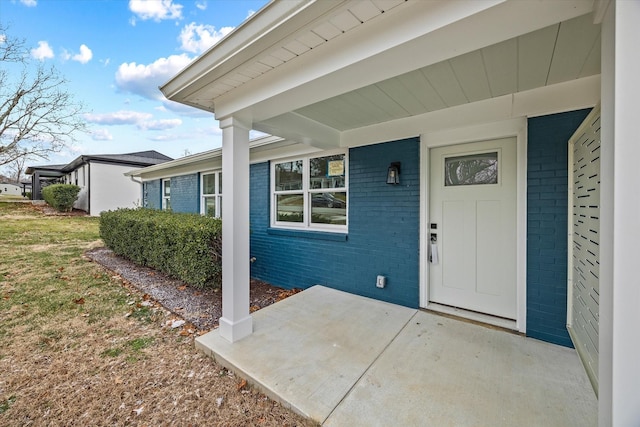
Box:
85 247 298 332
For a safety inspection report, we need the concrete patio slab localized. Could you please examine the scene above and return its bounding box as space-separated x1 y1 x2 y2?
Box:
196 285 597 426
324 310 597 427
196 285 416 422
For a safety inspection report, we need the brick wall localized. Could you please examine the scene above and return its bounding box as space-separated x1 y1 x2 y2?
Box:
250 137 420 307
144 179 162 209
527 109 591 346
170 174 199 213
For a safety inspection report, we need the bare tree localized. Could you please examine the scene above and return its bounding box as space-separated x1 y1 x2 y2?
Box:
4 154 29 182
0 24 87 167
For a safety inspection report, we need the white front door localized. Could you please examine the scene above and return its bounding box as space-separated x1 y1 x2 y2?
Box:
429 138 517 319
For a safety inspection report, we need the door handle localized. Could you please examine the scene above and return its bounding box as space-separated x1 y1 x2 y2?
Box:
430 233 438 264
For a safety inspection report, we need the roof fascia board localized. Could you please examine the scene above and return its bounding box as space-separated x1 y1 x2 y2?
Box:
81 158 166 169
127 135 290 178
128 138 321 179
214 0 593 121
161 0 342 102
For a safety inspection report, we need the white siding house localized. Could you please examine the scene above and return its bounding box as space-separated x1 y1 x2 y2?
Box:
0 182 24 197
26 151 172 216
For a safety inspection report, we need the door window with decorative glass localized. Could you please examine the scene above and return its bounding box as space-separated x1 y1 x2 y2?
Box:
201 172 222 217
272 151 347 231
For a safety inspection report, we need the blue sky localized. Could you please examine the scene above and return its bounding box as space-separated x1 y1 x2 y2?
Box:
1 0 269 167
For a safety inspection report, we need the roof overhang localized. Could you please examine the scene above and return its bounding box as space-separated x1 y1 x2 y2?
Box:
162 0 600 150
126 135 320 180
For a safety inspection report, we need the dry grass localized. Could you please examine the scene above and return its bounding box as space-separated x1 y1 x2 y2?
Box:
0 202 314 427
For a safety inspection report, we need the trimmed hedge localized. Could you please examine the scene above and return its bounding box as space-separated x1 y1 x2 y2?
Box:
42 184 80 212
100 208 222 289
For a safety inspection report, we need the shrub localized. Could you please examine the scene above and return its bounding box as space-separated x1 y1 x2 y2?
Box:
99 208 222 289
41 184 80 212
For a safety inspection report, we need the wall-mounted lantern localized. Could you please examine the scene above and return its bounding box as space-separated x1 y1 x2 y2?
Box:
386 162 401 185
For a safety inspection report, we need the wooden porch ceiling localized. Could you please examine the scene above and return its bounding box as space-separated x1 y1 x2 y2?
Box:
290 13 601 132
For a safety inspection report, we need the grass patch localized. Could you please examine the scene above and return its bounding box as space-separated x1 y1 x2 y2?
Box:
0 396 17 414
101 347 123 358
128 337 155 352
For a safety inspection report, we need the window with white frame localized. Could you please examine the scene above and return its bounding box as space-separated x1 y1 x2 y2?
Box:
272 151 347 231
201 171 222 218
162 179 171 210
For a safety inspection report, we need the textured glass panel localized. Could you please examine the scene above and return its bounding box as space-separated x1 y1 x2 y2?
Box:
202 174 216 195
204 197 216 217
311 192 347 225
445 152 498 186
310 154 345 189
276 194 303 222
275 161 303 191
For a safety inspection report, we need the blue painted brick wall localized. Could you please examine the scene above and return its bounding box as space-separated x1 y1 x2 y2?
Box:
144 179 162 209
170 174 199 213
527 109 591 347
250 137 420 307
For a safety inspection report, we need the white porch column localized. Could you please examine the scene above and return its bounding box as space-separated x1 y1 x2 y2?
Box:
600 1 640 425
218 116 252 343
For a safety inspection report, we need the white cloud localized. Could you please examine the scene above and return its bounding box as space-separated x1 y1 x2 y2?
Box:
91 129 113 141
247 9 256 19
84 111 182 133
179 22 233 54
84 110 152 125
195 1 207 11
115 54 193 100
20 0 37 7
72 44 93 64
0 34 6 44
129 0 183 22
137 118 182 131
31 41 54 61
101 58 111 67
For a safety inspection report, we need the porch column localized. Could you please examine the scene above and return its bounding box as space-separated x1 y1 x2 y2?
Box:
218 116 252 343
600 1 640 425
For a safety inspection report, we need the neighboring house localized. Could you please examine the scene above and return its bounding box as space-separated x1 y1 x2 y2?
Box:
27 151 172 216
0 182 24 197
134 1 637 423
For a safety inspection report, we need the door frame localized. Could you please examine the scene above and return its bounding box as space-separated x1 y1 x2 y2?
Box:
419 117 528 333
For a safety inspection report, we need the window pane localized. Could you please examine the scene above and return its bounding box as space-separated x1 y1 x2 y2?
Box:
202 174 216 195
218 174 222 194
311 192 347 225
204 197 216 217
163 180 170 196
445 152 498 186
275 161 303 191
310 154 345 189
276 194 303 222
